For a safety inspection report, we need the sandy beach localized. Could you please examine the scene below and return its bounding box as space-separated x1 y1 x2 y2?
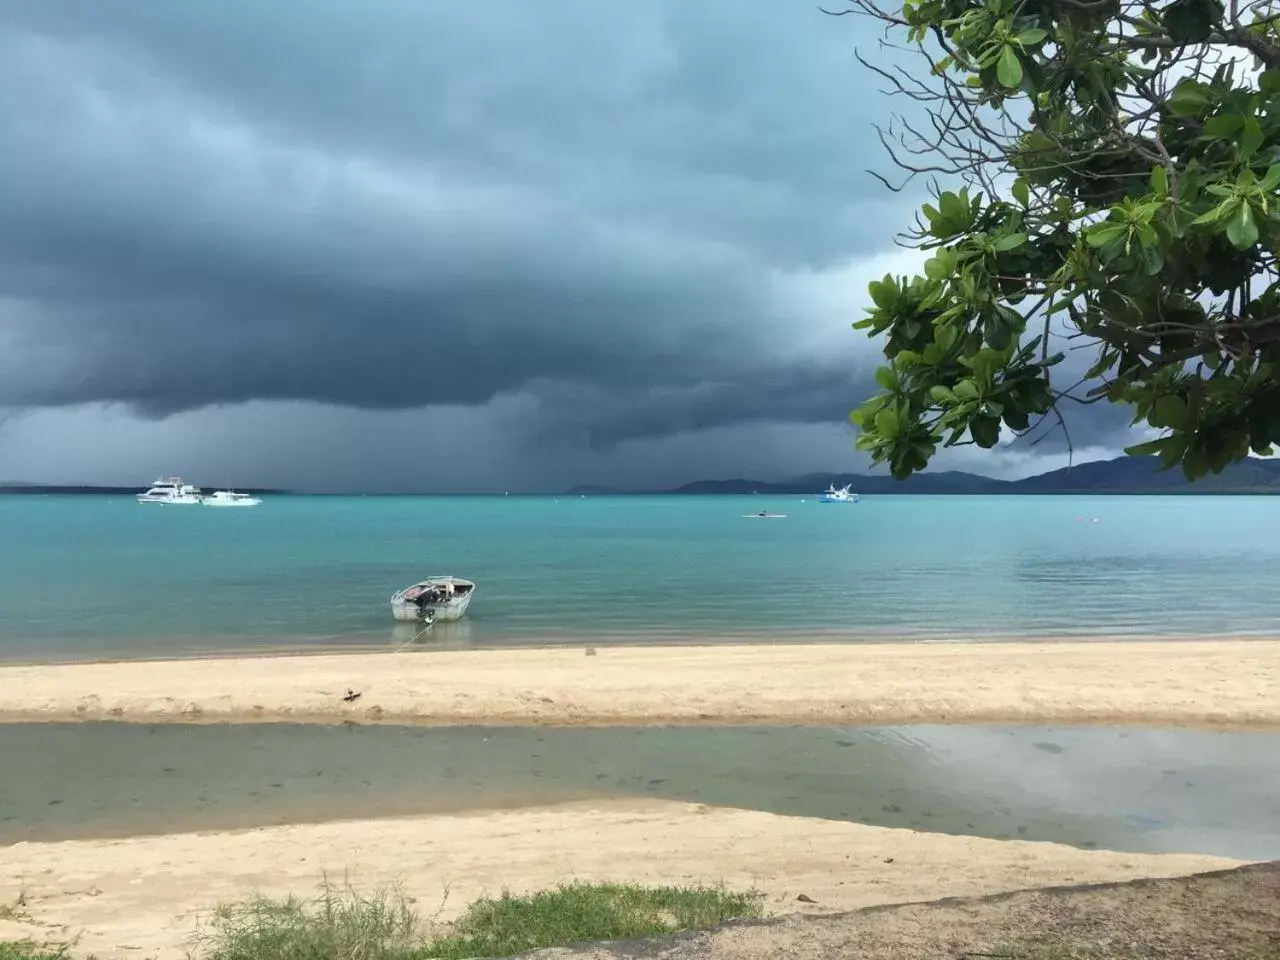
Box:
0 639 1277 728
0 799 1246 960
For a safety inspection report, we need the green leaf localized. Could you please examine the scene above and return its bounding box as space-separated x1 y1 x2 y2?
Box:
874 366 898 391
991 232 1027 252
1182 444 1208 480
1002 406 1030 430
1011 178 1030 207
1085 223 1126 247
1239 118 1265 160
1125 438 1167 457
1193 199 1237 225
1163 0 1223 44
970 414 1001 448
929 385 957 404
1226 202 1259 250
1153 395 1190 431
980 315 1005 350
1157 433 1190 469
1261 165 1280 193
1014 27 1047 45
869 275 899 310
954 379 980 401
1167 80 1211 117
941 325 964 353
1201 114 1244 139
1150 166 1168 198
874 407 899 438
938 191 965 221
996 45 1023 88
1166 203 1195 238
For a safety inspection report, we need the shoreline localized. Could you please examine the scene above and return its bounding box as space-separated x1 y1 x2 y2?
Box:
6 629 1280 669
0 799 1248 960
0 639 1277 729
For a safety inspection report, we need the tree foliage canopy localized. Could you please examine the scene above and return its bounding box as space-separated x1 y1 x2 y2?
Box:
839 0 1280 479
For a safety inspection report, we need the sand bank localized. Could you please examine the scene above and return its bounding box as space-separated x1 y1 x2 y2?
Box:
0 799 1245 960
0 640 1277 728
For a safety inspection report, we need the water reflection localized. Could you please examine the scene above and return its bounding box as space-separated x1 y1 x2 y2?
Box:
0 723 1275 860
388 619 477 650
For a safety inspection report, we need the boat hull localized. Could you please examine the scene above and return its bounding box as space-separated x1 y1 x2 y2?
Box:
391 592 473 622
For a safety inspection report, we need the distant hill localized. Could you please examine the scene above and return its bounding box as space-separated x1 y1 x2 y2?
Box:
666 471 1004 495
574 455 1280 496
1006 456 1280 492
9 455 1280 497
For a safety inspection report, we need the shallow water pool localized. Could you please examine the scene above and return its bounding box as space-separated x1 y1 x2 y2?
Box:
1 722 1275 859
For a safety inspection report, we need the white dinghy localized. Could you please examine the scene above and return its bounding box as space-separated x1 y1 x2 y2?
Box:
390 576 477 624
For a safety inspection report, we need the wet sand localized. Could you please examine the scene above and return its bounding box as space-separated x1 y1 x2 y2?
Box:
0 799 1245 960
0 640 1277 728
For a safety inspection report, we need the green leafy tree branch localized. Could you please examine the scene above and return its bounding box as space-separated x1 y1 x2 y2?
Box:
832 0 1280 479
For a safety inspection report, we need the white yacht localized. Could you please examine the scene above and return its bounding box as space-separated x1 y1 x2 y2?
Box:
201 490 262 507
818 483 859 503
136 477 203 505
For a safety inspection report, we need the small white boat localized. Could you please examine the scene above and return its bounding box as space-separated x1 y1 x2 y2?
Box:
137 477 202 505
743 511 787 519
818 484 859 503
201 490 262 507
391 576 476 623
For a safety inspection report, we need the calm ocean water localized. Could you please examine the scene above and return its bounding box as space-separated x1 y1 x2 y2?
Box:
1 493 1278 660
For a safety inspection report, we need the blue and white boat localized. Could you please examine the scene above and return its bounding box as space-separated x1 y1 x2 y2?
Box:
818 483 859 503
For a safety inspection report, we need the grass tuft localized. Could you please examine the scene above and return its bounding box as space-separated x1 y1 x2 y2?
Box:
192 879 762 960
427 882 763 959
0 943 72 960
192 882 420 960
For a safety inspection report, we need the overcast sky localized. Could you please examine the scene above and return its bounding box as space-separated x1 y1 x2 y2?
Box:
0 0 1139 492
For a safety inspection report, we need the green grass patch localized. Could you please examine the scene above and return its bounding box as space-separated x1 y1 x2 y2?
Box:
192 879 763 960
426 882 762 959
0 943 72 960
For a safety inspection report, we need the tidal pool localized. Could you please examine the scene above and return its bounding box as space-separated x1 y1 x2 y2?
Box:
0 722 1275 859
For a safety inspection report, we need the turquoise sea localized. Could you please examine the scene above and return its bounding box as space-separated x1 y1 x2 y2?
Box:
2 493 1279 661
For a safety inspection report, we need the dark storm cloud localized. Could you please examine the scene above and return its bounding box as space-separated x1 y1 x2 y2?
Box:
0 0 909 442
0 0 1133 463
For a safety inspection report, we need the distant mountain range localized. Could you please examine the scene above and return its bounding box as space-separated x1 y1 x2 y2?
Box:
7 455 1280 496
570 455 1280 495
